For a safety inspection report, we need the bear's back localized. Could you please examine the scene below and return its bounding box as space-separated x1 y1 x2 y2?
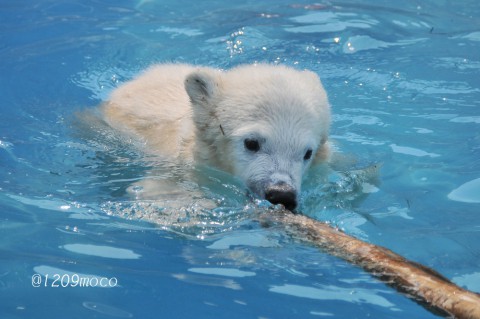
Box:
102 64 197 159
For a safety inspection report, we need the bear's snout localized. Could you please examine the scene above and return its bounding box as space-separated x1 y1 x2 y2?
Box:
265 181 297 211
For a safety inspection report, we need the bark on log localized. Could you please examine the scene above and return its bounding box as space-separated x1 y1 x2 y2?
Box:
261 210 480 319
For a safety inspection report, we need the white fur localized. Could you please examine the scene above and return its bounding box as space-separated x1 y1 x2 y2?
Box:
102 63 331 206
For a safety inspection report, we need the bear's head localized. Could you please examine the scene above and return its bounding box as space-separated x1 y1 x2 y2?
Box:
185 64 330 211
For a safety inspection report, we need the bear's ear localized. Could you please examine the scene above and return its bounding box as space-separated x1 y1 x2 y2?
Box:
185 70 219 106
302 70 321 84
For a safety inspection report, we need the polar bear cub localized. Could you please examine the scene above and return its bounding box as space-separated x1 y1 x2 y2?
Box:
101 64 331 210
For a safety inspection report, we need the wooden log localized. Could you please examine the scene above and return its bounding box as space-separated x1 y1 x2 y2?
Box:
260 210 480 319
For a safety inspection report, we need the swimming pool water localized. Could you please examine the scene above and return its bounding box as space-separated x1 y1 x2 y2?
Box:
1 0 479 318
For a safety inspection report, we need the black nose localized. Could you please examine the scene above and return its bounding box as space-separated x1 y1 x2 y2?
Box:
265 182 297 211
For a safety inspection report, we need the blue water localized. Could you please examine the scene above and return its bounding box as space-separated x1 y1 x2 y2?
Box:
1 0 479 318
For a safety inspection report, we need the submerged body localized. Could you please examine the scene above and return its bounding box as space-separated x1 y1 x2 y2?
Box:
102 64 331 210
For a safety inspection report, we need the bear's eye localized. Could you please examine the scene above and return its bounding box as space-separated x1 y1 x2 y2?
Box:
304 149 313 161
244 138 260 152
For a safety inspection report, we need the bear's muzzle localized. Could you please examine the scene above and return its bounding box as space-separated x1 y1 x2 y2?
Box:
264 181 297 211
